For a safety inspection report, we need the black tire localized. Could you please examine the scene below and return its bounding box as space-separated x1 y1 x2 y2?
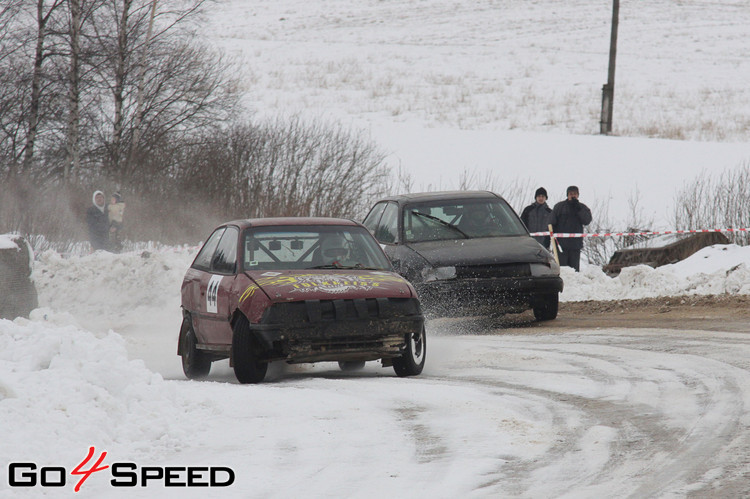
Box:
393 326 426 377
338 361 366 372
533 293 559 321
180 319 211 379
232 315 268 384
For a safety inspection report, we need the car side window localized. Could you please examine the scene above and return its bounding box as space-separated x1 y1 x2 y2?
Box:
362 202 387 234
375 202 399 244
192 228 226 271
211 226 239 274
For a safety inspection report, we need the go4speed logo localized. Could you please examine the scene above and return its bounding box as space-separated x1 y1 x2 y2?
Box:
7 447 235 492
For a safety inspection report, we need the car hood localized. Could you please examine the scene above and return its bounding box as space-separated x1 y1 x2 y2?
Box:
407 236 549 267
243 269 415 302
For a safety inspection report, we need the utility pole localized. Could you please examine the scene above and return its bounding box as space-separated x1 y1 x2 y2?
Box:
600 0 619 134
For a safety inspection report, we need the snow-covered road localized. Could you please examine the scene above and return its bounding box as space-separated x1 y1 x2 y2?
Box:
4 246 750 496
5 316 750 497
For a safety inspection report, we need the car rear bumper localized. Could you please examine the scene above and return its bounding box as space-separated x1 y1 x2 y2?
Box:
416 276 563 316
250 297 424 363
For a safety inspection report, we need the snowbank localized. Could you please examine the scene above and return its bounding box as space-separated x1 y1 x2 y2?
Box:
29 243 750 324
563 244 750 301
32 248 195 334
0 312 215 496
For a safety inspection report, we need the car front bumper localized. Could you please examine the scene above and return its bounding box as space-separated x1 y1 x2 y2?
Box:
250 297 424 364
415 275 563 316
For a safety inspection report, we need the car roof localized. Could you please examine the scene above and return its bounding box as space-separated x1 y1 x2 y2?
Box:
223 217 361 230
376 190 502 204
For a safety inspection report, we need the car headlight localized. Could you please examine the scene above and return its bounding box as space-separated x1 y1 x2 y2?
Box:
530 260 560 277
421 266 457 282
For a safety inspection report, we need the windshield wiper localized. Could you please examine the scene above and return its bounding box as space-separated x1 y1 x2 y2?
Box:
411 211 469 239
308 263 382 270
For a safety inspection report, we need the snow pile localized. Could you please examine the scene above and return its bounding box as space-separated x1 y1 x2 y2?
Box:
562 244 750 301
0 234 19 250
0 313 201 465
32 248 195 334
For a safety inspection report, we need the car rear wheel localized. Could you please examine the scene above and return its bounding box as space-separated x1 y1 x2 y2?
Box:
393 326 426 377
180 319 211 379
533 293 559 321
338 361 366 372
232 314 268 384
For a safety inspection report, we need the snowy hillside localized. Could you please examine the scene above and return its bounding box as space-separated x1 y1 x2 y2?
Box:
198 0 750 229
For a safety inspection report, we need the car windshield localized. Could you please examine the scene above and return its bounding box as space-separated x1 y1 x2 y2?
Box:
403 198 527 242
242 225 393 271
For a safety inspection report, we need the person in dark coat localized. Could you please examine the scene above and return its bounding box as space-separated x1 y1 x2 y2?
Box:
549 185 592 271
521 187 552 249
86 190 109 251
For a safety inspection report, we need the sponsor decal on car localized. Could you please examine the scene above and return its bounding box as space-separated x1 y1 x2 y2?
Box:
239 273 406 302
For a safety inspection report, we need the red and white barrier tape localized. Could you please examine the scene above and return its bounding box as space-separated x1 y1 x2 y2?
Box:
529 228 750 238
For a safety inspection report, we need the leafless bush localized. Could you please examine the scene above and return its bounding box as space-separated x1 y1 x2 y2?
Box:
456 169 536 213
382 163 415 196
0 175 90 244
581 196 613 267
175 117 390 222
583 188 655 266
673 162 750 246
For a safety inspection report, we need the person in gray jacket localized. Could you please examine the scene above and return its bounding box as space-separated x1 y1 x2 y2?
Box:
549 185 592 271
520 187 552 249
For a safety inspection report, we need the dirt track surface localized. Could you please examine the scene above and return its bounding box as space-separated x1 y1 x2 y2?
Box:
430 295 750 334
549 294 750 333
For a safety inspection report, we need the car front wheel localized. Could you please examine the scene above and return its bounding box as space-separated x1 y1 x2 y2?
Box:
533 293 559 321
393 326 426 377
180 318 211 379
232 315 268 384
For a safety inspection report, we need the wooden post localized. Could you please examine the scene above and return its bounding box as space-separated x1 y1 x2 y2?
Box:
548 224 560 265
600 0 619 134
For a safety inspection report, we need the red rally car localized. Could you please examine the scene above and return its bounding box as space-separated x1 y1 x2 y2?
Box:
179 218 426 383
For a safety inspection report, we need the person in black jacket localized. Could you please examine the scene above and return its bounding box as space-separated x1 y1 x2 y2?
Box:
86 190 109 251
549 185 592 271
520 187 552 249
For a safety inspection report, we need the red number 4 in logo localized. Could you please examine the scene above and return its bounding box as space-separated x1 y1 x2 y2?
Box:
71 446 109 492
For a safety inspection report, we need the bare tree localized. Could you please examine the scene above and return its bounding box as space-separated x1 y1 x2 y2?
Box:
21 0 65 175
86 0 235 183
64 0 81 181
0 1 24 64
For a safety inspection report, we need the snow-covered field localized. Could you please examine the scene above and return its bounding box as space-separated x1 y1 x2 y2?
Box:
203 0 750 227
4 0 750 496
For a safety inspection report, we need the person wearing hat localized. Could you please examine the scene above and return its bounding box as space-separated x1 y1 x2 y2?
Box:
549 185 592 271
86 190 110 251
108 191 126 253
521 187 552 249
